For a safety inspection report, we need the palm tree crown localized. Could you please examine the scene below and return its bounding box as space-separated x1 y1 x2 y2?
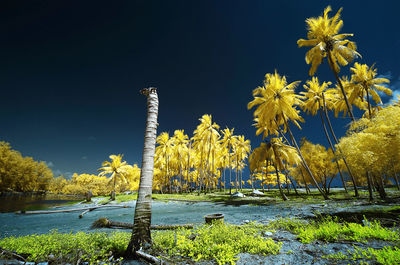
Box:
297 6 360 76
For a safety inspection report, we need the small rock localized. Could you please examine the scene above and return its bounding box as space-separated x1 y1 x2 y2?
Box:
231 192 245 198
263 231 273 236
242 220 250 224
251 190 264 196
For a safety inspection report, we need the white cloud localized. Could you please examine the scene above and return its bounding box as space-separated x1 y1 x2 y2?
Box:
45 161 54 168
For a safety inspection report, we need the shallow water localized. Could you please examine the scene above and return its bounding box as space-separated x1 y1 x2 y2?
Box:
0 200 306 238
0 193 84 213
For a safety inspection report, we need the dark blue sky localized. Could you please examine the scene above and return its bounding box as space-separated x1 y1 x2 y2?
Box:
1 0 399 178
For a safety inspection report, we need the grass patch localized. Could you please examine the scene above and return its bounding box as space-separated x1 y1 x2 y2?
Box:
153 222 281 265
324 246 400 265
268 216 400 244
0 223 280 265
0 230 129 264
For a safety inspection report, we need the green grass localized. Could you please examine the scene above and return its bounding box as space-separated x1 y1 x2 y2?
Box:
90 188 400 206
324 246 400 265
0 223 281 265
153 222 281 265
268 216 400 244
0 230 129 264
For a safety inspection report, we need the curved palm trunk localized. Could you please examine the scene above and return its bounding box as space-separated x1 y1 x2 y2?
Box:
318 104 348 192
283 117 329 200
322 94 359 197
327 50 355 122
272 162 288 201
126 87 159 257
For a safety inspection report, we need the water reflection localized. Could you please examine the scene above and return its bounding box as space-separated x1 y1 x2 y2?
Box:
0 193 84 213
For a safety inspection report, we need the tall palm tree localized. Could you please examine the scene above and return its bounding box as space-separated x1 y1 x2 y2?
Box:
300 77 350 193
155 132 173 193
220 128 237 194
248 71 329 199
98 154 131 200
232 135 251 191
172 130 189 192
126 87 159 258
297 6 361 121
349 63 391 119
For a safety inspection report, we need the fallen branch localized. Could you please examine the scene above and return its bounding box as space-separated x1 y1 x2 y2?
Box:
0 247 26 262
92 218 194 230
136 250 162 264
17 205 131 215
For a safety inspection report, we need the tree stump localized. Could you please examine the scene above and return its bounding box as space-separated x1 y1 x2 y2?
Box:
205 213 224 224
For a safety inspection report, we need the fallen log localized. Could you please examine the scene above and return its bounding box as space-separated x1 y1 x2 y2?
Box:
92 217 194 230
17 205 131 215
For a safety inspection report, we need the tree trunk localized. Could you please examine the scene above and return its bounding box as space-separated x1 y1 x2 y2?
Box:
322 94 359 197
318 105 348 192
229 147 232 194
366 171 374 201
126 87 159 258
273 163 288 201
393 172 400 191
283 117 329 199
327 50 355 121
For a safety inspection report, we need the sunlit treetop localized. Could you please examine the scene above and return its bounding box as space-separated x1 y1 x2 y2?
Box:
332 76 367 118
300 76 332 115
348 63 391 108
297 6 361 76
248 71 303 137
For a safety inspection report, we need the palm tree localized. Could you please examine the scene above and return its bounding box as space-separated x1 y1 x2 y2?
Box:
349 63 391 119
155 132 173 193
171 130 189 192
220 128 237 194
248 71 329 199
297 6 361 121
267 137 300 200
126 87 159 258
232 135 251 191
300 77 350 193
192 114 220 194
98 154 131 200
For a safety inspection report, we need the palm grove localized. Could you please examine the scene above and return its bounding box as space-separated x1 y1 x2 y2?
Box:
1 6 400 201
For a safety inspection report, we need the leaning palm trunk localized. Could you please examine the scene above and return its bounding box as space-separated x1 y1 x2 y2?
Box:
322 94 359 197
126 87 159 257
327 50 355 121
272 161 288 201
318 105 347 192
282 117 329 200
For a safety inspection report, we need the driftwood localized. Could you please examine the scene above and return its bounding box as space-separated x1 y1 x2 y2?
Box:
136 250 163 264
16 205 131 215
92 217 194 230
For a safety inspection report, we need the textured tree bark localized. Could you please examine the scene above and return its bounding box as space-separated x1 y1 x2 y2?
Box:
126 87 159 258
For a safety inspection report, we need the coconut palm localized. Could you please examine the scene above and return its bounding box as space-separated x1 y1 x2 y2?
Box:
220 128 237 193
349 63 391 118
267 137 301 200
171 130 189 192
126 87 159 257
297 6 361 121
300 77 353 193
248 71 329 199
98 154 131 200
192 114 220 194
232 135 251 191
155 132 173 193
